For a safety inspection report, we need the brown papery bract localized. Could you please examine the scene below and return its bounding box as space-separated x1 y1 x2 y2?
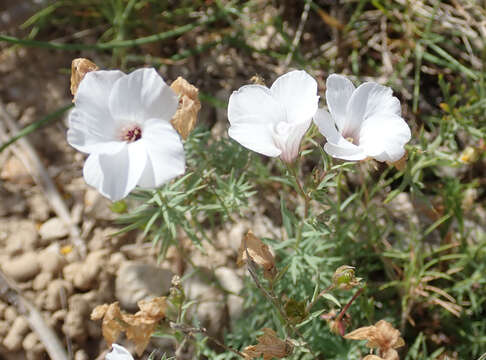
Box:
237 230 276 280
344 320 404 360
242 328 293 360
70 58 98 97
90 297 167 356
170 76 201 140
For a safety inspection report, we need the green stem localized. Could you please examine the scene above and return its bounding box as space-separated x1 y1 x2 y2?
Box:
0 14 219 51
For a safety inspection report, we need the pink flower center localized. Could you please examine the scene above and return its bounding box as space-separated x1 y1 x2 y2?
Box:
120 124 142 142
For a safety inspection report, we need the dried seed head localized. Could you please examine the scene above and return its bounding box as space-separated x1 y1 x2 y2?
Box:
70 58 98 97
237 230 276 280
170 77 201 140
242 328 293 360
91 297 167 356
344 320 405 359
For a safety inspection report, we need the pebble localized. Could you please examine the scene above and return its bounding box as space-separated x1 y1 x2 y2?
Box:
39 217 69 240
184 270 227 337
3 317 29 351
39 246 65 274
63 250 107 290
2 252 40 282
32 272 53 291
115 262 173 311
214 267 244 294
44 279 73 311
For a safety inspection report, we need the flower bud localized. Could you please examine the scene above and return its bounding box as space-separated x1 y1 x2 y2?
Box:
332 265 362 290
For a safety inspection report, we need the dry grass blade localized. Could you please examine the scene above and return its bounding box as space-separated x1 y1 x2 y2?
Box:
0 102 87 257
0 270 68 360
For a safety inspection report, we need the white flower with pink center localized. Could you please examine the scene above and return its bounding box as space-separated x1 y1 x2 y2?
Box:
314 74 411 162
67 68 185 201
105 344 134 360
227 70 319 163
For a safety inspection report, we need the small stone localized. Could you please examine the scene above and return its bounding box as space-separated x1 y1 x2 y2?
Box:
227 294 244 325
39 217 69 240
63 250 107 290
39 247 65 274
0 320 9 337
4 306 17 323
215 267 244 294
63 294 90 342
22 332 39 352
184 270 227 337
3 317 29 351
0 156 33 185
2 252 40 282
74 349 89 360
26 192 50 222
44 280 73 311
32 272 52 291
115 262 173 311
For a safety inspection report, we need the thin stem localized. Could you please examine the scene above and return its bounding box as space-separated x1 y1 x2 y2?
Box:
286 162 310 219
0 14 219 51
246 256 317 358
306 284 335 313
335 287 364 325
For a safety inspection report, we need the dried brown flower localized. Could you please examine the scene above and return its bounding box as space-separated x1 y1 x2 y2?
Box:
70 58 98 97
91 297 167 356
344 320 405 360
242 328 293 360
237 230 276 280
170 77 201 139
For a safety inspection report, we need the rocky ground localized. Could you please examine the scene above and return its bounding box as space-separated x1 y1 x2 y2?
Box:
0 41 287 359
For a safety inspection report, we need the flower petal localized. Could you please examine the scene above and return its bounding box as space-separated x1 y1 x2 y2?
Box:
137 120 185 188
67 108 125 154
227 85 284 157
326 74 355 132
106 344 134 360
270 70 319 125
75 70 124 123
324 142 367 161
345 82 401 138
314 108 365 160
313 108 340 143
109 68 178 124
83 143 146 201
273 117 311 163
358 113 411 162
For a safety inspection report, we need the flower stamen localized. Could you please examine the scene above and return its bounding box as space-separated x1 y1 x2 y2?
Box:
120 124 142 142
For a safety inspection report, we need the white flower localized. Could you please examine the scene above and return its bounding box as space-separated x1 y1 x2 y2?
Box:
314 74 411 162
106 344 134 360
67 68 185 201
227 70 319 163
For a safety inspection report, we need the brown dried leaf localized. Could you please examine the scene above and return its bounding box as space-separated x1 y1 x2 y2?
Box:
237 230 276 280
170 77 201 139
90 297 167 356
242 328 293 360
70 58 98 97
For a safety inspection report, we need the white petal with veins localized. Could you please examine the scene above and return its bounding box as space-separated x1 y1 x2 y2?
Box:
228 70 319 163
315 74 411 163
